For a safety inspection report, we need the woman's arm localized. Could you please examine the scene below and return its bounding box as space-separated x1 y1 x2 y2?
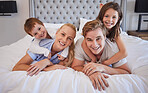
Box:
12 53 33 71
103 35 127 65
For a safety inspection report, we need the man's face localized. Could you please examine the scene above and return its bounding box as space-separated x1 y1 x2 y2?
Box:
85 27 106 55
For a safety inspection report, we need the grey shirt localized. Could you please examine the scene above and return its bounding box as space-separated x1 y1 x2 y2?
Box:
74 37 127 68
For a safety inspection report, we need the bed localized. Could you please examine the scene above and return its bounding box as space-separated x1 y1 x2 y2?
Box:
0 0 148 93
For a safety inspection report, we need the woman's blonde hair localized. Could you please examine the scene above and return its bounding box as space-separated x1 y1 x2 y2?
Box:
59 23 76 67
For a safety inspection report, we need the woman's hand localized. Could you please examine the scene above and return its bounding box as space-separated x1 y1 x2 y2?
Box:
88 72 109 91
82 62 105 76
27 59 52 76
43 64 67 71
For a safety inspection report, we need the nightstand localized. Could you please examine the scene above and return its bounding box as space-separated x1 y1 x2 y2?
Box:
127 31 148 40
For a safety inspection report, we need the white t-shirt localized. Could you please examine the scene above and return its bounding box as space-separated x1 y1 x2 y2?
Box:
29 38 69 58
74 37 127 68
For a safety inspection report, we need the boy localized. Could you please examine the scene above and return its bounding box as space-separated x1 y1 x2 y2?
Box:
24 18 69 61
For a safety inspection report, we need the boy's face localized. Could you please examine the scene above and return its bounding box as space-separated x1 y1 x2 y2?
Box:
85 27 106 55
53 25 76 51
30 23 47 39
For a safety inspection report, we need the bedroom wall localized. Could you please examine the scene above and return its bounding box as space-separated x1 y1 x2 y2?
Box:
0 0 29 47
0 0 147 47
126 0 148 31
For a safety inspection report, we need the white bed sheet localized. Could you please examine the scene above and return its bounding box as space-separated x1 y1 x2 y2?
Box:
0 32 148 93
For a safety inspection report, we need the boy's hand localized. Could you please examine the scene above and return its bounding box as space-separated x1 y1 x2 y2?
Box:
57 54 65 61
48 53 51 59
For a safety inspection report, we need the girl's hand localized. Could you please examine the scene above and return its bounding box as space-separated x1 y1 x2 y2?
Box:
43 64 67 71
27 59 52 76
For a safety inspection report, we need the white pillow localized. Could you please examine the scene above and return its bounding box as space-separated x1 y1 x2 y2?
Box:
79 18 92 34
44 23 64 29
43 23 64 38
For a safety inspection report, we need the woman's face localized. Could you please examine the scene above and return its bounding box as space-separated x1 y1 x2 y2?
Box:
30 23 47 39
103 8 119 30
85 28 106 55
53 25 76 52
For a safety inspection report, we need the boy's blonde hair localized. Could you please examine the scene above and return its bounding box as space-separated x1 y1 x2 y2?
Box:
24 18 44 36
59 23 76 67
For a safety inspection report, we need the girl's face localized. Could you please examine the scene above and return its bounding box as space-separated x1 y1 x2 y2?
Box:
103 8 119 30
30 23 47 39
53 25 76 52
85 28 106 55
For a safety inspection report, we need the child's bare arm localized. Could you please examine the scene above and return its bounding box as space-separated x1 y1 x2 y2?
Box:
103 35 127 65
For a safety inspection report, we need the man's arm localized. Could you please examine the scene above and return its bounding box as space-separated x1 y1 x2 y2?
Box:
71 58 85 72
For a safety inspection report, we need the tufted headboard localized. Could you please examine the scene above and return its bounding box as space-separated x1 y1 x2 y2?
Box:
29 0 127 31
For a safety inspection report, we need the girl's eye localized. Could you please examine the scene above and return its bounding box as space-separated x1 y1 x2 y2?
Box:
104 15 108 18
113 16 116 19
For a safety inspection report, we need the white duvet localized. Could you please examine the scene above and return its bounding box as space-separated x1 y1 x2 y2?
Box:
0 32 148 93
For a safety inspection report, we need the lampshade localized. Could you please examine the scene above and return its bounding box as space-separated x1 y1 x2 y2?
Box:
0 1 17 13
135 0 148 13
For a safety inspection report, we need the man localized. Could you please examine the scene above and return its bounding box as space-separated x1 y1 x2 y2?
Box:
71 20 130 91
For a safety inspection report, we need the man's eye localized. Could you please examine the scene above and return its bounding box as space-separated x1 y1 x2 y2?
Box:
96 38 101 41
87 39 92 41
38 27 41 30
61 33 65 36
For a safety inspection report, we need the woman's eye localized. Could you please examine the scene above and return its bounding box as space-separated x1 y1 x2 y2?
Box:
68 37 72 40
34 33 37 36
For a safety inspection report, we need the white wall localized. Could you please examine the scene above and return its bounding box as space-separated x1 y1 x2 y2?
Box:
0 0 29 47
126 0 148 31
0 0 147 47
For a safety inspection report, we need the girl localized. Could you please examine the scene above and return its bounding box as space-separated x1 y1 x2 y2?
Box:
12 23 76 76
83 2 127 66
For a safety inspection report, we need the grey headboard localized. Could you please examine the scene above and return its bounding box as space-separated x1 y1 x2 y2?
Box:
29 0 127 31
